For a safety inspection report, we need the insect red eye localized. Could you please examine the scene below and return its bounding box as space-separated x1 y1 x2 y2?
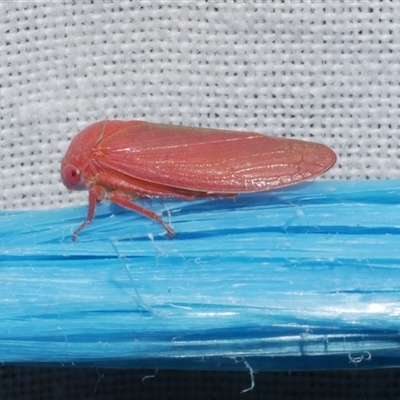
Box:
62 164 82 188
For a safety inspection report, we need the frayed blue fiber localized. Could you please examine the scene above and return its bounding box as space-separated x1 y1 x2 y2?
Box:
1 180 400 371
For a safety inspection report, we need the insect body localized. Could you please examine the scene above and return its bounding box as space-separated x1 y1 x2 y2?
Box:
61 120 336 240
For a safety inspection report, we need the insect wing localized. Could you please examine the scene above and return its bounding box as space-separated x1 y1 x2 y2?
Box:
93 122 336 193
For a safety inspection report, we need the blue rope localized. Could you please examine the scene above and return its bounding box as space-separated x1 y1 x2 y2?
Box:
1 181 400 370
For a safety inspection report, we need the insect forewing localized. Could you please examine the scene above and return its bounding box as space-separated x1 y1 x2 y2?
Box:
93 122 336 193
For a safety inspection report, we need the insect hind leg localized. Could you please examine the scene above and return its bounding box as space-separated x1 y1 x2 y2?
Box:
108 191 176 237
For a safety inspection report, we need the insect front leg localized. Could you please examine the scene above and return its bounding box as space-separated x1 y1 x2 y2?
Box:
72 185 107 241
108 190 176 238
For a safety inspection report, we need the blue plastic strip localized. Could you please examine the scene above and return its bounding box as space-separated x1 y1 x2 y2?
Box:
1 180 400 370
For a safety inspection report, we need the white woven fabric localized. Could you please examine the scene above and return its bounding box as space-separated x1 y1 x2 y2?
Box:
1 2 398 210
